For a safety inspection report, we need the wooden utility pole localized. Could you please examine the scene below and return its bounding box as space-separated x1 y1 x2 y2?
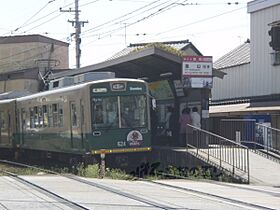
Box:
60 0 88 68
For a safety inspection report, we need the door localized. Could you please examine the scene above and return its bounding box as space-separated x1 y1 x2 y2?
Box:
69 101 83 150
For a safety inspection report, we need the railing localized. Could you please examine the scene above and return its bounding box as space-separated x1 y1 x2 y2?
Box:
218 119 280 160
252 123 280 157
186 124 250 183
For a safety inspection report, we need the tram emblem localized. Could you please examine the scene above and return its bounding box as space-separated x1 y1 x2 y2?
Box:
127 130 143 146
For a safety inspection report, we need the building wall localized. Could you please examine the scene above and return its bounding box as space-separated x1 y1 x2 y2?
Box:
0 79 39 93
249 3 280 96
0 42 69 73
212 63 251 101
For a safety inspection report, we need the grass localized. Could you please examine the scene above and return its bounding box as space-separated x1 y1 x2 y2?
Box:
77 163 134 180
0 164 41 176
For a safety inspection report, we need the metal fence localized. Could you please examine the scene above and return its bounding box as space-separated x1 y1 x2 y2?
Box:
219 119 280 158
186 124 250 183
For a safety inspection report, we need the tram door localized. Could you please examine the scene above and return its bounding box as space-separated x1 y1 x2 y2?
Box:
69 102 83 150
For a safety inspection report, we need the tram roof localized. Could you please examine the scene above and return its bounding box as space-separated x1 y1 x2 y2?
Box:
16 78 146 101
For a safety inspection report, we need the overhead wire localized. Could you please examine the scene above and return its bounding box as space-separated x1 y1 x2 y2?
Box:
81 0 162 36
13 0 57 33
81 0 187 44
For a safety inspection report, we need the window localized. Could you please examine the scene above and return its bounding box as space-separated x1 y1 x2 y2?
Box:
52 104 58 127
48 104 53 127
92 95 147 129
43 105 48 127
71 103 77 127
58 104 64 127
92 97 118 129
30 107 35 128
120 95 147 128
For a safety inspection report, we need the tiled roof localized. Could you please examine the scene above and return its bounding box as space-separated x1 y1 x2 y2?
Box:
108 39 192 60
214 42 250 70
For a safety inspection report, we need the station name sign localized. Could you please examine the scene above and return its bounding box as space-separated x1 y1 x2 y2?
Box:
182 56 213 88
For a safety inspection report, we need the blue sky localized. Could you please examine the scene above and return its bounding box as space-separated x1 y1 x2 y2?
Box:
0 0 250 68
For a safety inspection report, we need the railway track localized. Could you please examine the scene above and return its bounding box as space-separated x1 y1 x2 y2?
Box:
0 159 277 210
0 168 89 210
0 160 178 209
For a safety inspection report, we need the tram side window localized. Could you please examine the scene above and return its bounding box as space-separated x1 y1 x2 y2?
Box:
0 111 5 129
30 107 35 128
34 106 39 128
38 106 43 128
58 104 63 127
52 104 58 127
48 104 53 127
43 105 48 127
71 103 77 127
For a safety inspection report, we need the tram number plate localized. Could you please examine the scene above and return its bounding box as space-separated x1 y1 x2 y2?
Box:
117 141 126 147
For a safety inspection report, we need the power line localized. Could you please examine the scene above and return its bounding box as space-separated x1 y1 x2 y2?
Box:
82 0 186 43
14 0 57 33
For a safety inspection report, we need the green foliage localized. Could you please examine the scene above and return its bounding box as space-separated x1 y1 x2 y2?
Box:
106 168 134 180
131 43 188 57
77 164 133 180
0 164 40 176
77 164 100 178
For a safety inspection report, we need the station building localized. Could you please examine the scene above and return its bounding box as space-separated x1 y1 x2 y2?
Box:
49 40 224 145
0 35 69 95
210 0 280 131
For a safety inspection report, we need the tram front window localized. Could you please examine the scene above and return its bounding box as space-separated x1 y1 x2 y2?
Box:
92 95 147 129
120 95 147 128
92 97 118 129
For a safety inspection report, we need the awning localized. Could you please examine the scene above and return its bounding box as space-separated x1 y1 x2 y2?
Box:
210 102 280 117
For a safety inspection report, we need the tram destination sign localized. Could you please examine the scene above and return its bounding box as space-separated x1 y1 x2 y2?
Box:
182 56 213 88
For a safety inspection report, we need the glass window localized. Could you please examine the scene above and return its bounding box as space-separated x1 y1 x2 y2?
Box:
0 111 5 129
53 104 58 127
48 104 53 127
92 95 147 129
92 97 118 129
30 107 35 128
59 104 64 127
120 95 147 128
71 103 77 127
43 105 48 127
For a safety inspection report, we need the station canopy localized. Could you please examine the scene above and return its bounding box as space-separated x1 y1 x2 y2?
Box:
50 40 224 82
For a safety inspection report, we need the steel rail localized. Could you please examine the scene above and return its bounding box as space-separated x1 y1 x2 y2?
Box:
141 178 276 210
0 160 181 210
0 169 89 210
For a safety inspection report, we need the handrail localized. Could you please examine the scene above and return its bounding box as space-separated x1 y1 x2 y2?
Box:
256 122 280 132
186 124 250 183
187 124 249 149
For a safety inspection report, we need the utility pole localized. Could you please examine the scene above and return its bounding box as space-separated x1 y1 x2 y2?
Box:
60 0 88 69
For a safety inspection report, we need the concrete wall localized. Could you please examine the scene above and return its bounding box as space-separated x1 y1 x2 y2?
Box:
0 42 69 73
0 79 39 93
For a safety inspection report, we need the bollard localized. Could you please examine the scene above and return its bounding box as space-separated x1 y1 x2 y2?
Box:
100 153 106 178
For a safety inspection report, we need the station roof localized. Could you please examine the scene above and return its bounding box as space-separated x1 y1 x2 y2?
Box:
50 40 224 81
214 41 250 70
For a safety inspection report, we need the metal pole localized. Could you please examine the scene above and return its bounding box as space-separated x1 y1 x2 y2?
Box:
247 148 250 184
100 153 106 178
